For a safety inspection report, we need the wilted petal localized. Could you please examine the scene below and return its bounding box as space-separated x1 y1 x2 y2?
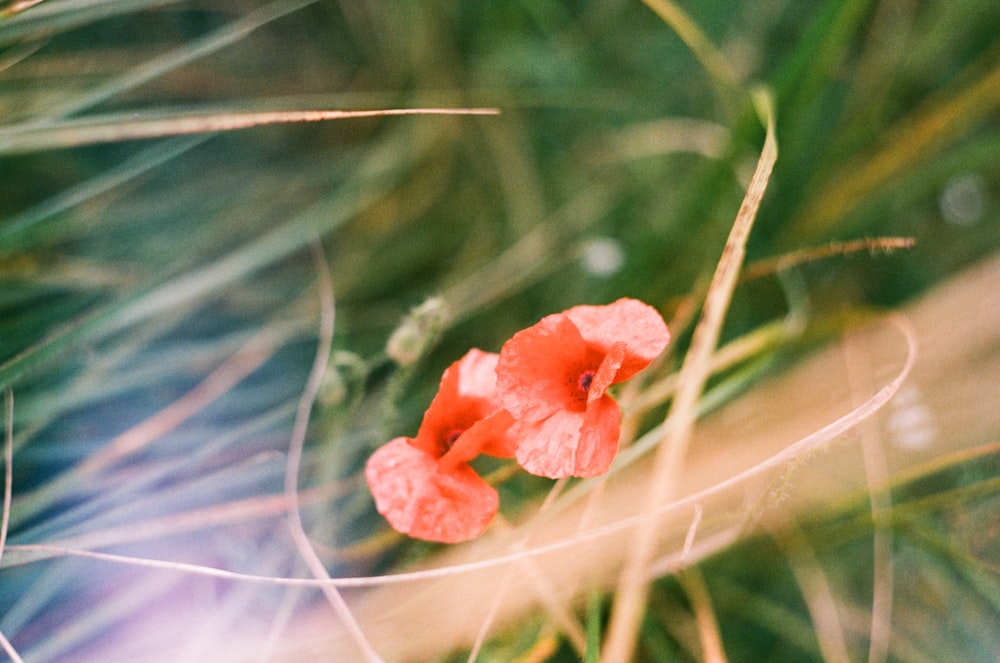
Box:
514 395 621 478
564 298 670 381
365 438 499 543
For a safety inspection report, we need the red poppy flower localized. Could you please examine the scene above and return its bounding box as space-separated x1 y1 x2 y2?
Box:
496 298 669 478
411 349 517 465
365 349 515 543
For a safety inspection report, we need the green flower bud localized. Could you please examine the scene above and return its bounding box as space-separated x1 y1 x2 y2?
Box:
386 297 450 367
318 351 367 408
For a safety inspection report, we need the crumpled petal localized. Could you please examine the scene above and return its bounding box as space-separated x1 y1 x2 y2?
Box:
496 314 604 421
413 349 511 458
365 438 499 543
564 298 670 381
514 395 621 478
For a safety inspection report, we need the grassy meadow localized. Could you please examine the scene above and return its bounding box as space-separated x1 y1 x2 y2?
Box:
1 1 998 661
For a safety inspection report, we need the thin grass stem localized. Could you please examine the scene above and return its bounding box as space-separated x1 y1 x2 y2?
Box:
0 390 12 568
602 88 778 663
0 0 44 17
465 562 515 663
843 332 893 663
282 240 385 663
0 629 25 663
15 0 318 120
677 568 728 663
740 237 916 283
638 0 741 113
0 0 175 41
476 481 589 658
0 107 500 155
768 520 851 663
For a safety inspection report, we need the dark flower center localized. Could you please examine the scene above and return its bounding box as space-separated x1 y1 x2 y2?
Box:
577 369 595 394
443 428 464 451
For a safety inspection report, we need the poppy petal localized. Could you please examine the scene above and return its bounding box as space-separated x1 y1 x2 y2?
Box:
366 438 499 543
590 341 626 398
564 298 670 381
440 408 516 467
413 349 502 457
514 396 621 478
496 314 604 421
453 348 501 400
577 394 623 476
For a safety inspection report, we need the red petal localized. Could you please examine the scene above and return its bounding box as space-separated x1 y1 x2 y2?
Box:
413 349 502 458
496 314 604 421
453 348 501 400
564 298 669 381
577 395 623 476
590 341 626 399
365 438 499 543
513 395 621 478
440 408 516 466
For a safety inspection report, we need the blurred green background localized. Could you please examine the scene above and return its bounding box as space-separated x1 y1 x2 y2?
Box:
1 0 998 661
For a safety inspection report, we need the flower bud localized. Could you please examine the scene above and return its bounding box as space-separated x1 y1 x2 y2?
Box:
318 351 366 408
386 297 450 367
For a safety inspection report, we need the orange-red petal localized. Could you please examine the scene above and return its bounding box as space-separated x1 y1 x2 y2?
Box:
441 408 516 466
513 395 621 478
413 349 505 458
496 314 605 421
589 341 626 399
564 298 669 381
365 438 499 543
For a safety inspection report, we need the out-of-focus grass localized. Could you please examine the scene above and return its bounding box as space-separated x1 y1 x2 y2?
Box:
0 0 998 661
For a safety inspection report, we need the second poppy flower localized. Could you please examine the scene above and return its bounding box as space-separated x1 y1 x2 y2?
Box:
365 349 515 543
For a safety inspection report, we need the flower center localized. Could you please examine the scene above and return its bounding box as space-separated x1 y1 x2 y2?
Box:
443 428 464 450
577 369 595 394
